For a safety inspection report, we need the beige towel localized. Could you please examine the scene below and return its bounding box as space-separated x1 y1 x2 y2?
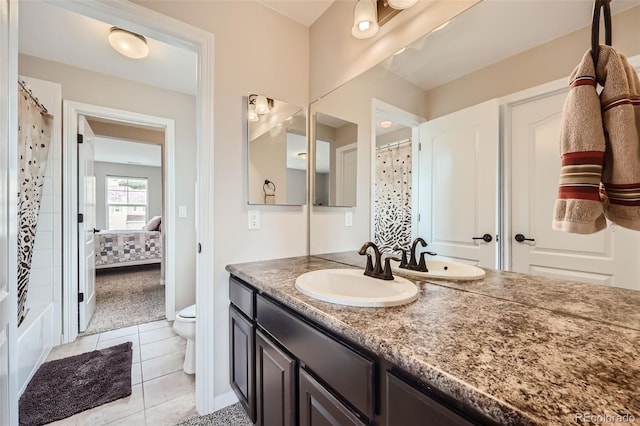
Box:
553 46 640 233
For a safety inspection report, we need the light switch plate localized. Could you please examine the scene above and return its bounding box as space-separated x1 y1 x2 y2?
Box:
345 211 353 227
248 210 260 230
178 205 187 218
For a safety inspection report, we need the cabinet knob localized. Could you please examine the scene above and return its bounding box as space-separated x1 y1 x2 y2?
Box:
472 234 493 243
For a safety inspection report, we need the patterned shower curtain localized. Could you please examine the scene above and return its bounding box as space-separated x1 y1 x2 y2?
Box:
17 83 52 326
374 142 412 253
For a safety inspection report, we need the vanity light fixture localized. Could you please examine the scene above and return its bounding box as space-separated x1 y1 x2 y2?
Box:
108 27 149 59
248 103 259 122
352 0 379 39
387 0 418 9
380 120 393 128
248 94 274 120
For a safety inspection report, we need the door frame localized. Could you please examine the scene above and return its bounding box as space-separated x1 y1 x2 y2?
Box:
35 0 216 414
370 99 424 244
62 101 177 341
499 55 640 270
335 142 357 206
0 0 19 423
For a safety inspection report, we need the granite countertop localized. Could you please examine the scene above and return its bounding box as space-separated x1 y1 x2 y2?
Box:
226 253 640 426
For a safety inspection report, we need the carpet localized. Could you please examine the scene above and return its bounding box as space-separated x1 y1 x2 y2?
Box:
175 403 252 425
19 342 133 426
83 264 165 336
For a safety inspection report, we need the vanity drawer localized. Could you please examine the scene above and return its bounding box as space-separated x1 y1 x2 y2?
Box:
230 276 255 319
256 294 375 420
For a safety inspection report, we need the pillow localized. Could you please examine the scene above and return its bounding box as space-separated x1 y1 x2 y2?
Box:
145 216 162 231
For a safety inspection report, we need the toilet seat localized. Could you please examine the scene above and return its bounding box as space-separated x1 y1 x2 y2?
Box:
177 304 196 320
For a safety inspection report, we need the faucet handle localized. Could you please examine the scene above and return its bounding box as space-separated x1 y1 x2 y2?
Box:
382 256 401 280
361 253 374 274
393 246 408 268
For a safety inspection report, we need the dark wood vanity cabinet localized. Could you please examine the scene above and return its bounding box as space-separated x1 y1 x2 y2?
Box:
255 329 296 426
229 305 256 423
299 368 366 426
229 275 492 426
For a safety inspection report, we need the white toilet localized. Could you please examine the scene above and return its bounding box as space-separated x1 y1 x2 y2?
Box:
173 304 196 374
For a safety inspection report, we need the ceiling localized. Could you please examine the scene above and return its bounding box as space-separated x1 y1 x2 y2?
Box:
18 1 197 95
257 0 335 26
383 0 640 91
94 137 162 168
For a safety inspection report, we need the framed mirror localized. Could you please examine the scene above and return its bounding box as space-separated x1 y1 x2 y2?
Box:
313 112 358 207
247 94 307 205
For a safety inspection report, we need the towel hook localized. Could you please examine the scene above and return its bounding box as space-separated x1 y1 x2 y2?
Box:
591 0 612 67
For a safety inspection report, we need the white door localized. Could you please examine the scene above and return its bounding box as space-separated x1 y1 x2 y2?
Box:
336 143 357 206
510 91 640 289
418 99 499 268
78 116 96 332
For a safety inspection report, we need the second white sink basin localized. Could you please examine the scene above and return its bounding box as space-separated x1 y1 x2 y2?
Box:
391 259 485 281
295 269 418 307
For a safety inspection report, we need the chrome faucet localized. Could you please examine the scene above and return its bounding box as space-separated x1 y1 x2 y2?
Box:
358 242 398 280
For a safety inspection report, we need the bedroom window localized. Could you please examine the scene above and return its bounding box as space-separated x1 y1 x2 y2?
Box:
106 176 148 230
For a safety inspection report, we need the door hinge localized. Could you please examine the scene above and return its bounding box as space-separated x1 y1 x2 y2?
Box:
418 143 422 151
418 213 421 222
198 243 202 254
78 213 84 223
78 293 84 303
77 133 83 144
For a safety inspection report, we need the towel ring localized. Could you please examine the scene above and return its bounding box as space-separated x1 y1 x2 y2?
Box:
591 0 612 67
263 179 276 194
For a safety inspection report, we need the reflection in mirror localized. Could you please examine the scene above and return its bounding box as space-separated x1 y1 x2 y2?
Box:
308 0 640 291
314 112 358 207
247 95 306 205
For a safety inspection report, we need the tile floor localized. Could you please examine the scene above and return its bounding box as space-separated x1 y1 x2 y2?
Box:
46 319 196 426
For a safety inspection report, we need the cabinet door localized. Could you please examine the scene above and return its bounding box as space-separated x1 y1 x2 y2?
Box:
385 372 475 426
256 330 296 426
230 305 256 423
299 369 366 426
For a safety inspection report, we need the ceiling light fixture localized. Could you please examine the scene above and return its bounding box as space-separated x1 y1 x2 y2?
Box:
393 47 407 56
108 27 149 59
380 120 393 128
298 152 308 160
387 0 418 10
352 0 379 39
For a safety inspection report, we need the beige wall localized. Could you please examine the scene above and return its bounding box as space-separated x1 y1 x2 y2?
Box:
133 0 310 399
309 0 479 100
88 119 165 145
425 5 640 119
19 53 197 313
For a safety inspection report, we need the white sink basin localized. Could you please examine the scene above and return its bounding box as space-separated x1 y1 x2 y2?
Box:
295 269 418 307
391 259 485 281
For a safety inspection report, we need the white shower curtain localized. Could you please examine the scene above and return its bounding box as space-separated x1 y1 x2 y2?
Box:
17 84 52 326
374 142 412 253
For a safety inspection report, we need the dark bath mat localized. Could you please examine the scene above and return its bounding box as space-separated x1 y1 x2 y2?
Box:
19 342 133 426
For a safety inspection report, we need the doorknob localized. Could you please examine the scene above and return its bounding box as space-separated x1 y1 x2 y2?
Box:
472 234 493 243
514 234 535 243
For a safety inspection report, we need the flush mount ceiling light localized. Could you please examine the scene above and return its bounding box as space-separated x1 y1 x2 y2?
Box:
352 0 379 39
387 0 418 9
298 152 308 160
108 27 149 59
380 120 393 128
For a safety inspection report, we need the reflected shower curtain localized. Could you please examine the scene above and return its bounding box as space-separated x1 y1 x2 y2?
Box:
17 84 52 326
374 143 412 252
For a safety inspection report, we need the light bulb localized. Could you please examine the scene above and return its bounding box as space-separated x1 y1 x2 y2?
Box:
358 20 371 31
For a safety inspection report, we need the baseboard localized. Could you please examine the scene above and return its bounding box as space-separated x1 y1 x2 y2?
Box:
213 391 239 411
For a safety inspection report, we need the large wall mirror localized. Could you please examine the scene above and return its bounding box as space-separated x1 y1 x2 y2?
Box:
309 0 640 290
313 112 358 207
247 94 307 205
